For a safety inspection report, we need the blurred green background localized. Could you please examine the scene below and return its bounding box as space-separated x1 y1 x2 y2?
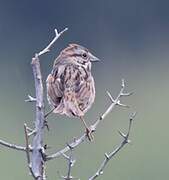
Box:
0 0 169 179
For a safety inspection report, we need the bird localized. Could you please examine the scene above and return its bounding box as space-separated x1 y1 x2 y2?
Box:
46 43 99 140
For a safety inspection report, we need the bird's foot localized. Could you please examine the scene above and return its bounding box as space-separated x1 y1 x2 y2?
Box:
86 127 94 141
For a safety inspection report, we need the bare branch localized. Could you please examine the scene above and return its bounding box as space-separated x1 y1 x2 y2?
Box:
28 28 68 180
0 139 26 152
25 95 36 102
46 80 132 161
64 151 76 180
46 135 86 161
24 124 37 179
58 148 78 180
30 54 45 179
38 28 68 56
91 79 132 131
28 129 37 137
0 126 33 153
24 124 31 164
88 112 136 180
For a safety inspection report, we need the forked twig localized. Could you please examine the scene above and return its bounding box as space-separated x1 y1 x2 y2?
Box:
57 145 79 180
88 112 136 180
38 28 68 56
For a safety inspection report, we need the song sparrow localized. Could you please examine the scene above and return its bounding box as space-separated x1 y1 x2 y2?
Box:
46 44 99 140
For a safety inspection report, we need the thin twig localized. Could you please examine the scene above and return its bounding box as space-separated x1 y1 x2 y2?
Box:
38 28 68 56
0 139 27 152
91 79 131 131
46 134 86 161
24 124 36 179
46 79 132 161
24 124 31 164
88 112 136 180
31 54 45 179
44 107 56 118
65 151 76 180
63 150 76 180
58 147 78 180
25 94 37 102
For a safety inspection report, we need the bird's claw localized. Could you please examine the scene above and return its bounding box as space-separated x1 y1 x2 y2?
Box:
86 128 94 141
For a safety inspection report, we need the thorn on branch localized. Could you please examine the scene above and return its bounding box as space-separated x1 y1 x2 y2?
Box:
44 119 50 131
90 125 96 132
126 139 132 144
28 129 37 137
130 112 137 121
120 92 134 97
25 95 36 102
106 91 115 102
26 126 34 132
116 100 130 108
99 171 103 175
61 152 70 161
55 27 68 37
39 147 47 162
118 130 127 138
121 78 125 88
44 144 51 150
66 143 74 150
104 153 109 160
106 79 131 109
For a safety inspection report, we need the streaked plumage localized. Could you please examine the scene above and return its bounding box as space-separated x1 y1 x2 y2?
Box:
46 44 99 140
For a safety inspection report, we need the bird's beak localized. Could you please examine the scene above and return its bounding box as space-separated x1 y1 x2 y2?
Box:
89 53 100 62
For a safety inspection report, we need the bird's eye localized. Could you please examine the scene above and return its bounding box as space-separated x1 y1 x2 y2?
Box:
82 53 87 58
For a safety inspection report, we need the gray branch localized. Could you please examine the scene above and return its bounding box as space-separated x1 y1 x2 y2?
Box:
24 124 36 179
25 94 37 102
63 150 75 180
88 112 136 180
0 28 68 179
58 148 78 180
30 53 45 180
29 28 68 180
46 79 132 161
0 139 27 152
38 28 68 56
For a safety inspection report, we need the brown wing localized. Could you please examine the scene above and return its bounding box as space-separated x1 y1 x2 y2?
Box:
76 75 95 113
46 66 64 107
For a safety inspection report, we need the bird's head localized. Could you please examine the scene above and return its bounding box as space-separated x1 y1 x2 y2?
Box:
60 44 100 66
